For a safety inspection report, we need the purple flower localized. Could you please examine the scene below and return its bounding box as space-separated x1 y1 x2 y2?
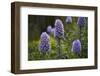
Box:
54 19 64 39
72 39 81 54
66 16 72 23
39 32 51 53
77 17 86 27
47 26 52 33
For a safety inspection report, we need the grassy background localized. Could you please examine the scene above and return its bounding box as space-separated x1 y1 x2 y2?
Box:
28 15 88 61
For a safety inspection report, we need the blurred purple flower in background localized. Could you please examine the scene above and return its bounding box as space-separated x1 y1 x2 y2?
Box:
66 16 72 23
72 39 81 54
39 32 51 53
77 17 85 27
55 19 64 39
47 25 52 33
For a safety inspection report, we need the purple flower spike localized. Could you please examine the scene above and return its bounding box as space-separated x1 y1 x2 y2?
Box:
47 26 52 33
39 32 51 53
54 19 64 39
72 39 81 54
77 17 85 27
66 16 72 23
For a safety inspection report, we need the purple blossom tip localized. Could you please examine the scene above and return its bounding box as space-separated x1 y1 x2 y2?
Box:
72 39 81 54
47 25 52 33
77 17 86 27
66 16 72 23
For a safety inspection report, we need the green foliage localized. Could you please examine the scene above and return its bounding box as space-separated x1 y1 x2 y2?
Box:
28 16 88 60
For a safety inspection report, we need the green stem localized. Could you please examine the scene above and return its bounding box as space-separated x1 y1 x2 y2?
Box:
80 26 81 42
57 38 62 58
42 53 46 60
79 26 82 58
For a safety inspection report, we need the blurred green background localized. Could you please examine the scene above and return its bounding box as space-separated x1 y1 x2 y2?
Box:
28 15 88 61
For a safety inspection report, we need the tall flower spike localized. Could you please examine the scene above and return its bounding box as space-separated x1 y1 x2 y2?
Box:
55 19 64 39
39 32 51 53
77 17 86 27
66 16 72 23
72 39 81 54
47 25 52 33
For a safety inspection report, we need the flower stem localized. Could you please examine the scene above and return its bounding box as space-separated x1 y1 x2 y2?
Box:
79 26 82 57
57 38 62 58
80 26 81 42
41 53 46 60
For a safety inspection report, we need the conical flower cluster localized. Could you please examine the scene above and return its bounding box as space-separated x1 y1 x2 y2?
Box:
77 17 86 27
47 25 52 33
66 16 72 23
39 32 51 53
72 39 81 54
54 19 64 39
